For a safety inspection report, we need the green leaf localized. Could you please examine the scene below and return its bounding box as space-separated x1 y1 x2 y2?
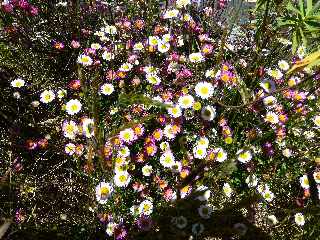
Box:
287 1 302 16
299 0 305 17
292 31 298 54
299 27 308 47
307 0 313 14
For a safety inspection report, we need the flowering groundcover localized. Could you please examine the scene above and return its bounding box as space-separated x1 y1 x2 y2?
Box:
1 0 320 239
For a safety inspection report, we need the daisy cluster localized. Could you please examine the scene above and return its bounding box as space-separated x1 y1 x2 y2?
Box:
4 0 320 238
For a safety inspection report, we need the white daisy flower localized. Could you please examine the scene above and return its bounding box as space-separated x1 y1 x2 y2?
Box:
215 148 227 162
119 128 136 143
114 171 131 187
294 213 305 226
262 189 274 202
40 90 55 104
57 89 67 99
102 51 115 61
138 200 153 215
192 223 205 236
163 9 179 19
178 94 194 109
77 54 93 66
176 0 191 8
278 60 289 71
246 174 258 188
91 43 101 50
195 82 214 99
189 52 204 63
223 183 233 197
205 69 215 78
65 143 76 155
118 146 130 158
148 36 159 46
11 78 25 88
162 34 171 43
100 83 114 95
201 105 216 121
313 115 320 127
300 175 310 189
193 146 207 159
265 111 279 124
133 42 144 51
163 125 176 140
65 99 82 115
62 120 78 139
158 41 170 53
119 62 133 72
95 182 113 204
197 137 209 149
160 151 175 168
142 165 153 177
196 185 211 201
160 141 170 151
263 96 277 106
82 118 94 138
168 105 182 118
267 69 283 79
106 222 117 236
198 205 212 219
175 216 187 229
237 149 252 163
297 46 305 59
146 74 161 85
267 215 278 225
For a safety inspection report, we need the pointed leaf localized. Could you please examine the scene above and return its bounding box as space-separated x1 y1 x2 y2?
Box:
292 31 298 54
307 0 312 14
287 2 303 16
299 0 305 17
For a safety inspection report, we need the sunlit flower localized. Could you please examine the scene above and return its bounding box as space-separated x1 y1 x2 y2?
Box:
95 182 113 204
162 34 171 43
40 90 55 103
246 174 258 188
201 105 216 121
104 25 117 35
102 51 115 61
294 213 305 226
278 60 289 71
214 148 227 162
91 43 101 50
163 9 179 19
300 175 310 189
82 118 94 138
178 94 194 109
160 151 175 168
133 42 144 51
142 165 153 177
313 171 320 184
265 112 279 124
197 137 209 149
313 115 320 127
106 222 117 236
160 141 170 151
223 183 232 197
138 200 153 215
176 0 191 8
119 128 136 143
119 63 133 72
189 52 204 63
158 41 170 53
62 120 78 139
267 215 278 225
146 74 161 85
114 171 131 187
11 78 25 88
77 54 93 66
66 99 82 115
297 46 305 59
100 83 114 95
195 82 214 99
65 143 76 155
267 69 283 79
57 89 67 99
262 189 274 202
148 36 159 46
193 146 207 159
237 149 252 163
168 105 182 118
163 124 176 139
263 96 277 106
198 205 212 219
